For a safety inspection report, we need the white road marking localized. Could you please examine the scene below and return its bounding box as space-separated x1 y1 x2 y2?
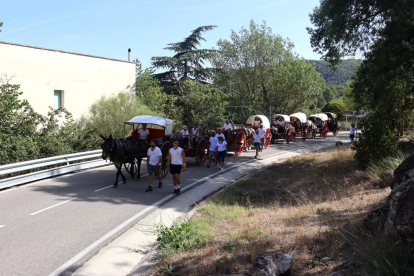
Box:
94 185 114 192
0 225 5 228
30 197 78 216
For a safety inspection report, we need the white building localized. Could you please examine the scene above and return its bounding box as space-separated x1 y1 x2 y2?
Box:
0 41 135 120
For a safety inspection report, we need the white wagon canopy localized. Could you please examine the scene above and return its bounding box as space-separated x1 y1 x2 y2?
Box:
309 113 329 121
272 114 290 123
125 115 173 135
289 112 307 123
246 115 270 129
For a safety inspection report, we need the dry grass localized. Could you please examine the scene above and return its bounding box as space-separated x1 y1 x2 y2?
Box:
152 145 394 276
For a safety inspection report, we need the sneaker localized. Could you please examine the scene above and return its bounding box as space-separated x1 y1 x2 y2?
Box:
207 164 210 168
221 167 224 171
158 182 162 188
145 186 153 192
176 188 181 195
172 189 177 194
255 155 258 158
214 162 218 166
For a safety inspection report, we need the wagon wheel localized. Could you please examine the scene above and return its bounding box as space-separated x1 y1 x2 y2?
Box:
234 132 246 156
264 128 271 149
285 128 291 144
124 158 138 175
322 123 329 138
302 125 308 141
160 141 172 178
196 138 208 165
333 122 338 136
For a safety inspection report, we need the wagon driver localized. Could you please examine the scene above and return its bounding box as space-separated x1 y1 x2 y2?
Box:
223 120 232 139
132 123 150 143
180 125 190 148
191 123 199 148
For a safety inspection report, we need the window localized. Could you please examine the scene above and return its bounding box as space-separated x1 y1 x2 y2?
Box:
54 90 64 109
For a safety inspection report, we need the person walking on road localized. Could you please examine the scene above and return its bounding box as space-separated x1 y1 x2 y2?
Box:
258 124 265 151
215 134 228 170
146 140 162 192
207 130 218 168
167 139 186 195
350 123 356 143
253 130 261 158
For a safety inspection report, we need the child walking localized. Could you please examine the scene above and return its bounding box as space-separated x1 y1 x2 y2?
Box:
215 134 228 170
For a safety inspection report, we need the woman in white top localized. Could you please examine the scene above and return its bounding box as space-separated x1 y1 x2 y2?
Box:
167 139 186 195
215 135 228 170
253 116 261 129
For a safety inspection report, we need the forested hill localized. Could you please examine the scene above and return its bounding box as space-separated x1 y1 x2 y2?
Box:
307 59 362 86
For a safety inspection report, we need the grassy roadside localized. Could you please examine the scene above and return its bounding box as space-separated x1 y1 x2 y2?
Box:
151 145 412 276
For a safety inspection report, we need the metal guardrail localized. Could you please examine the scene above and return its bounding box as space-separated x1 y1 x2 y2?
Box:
0 150 109 190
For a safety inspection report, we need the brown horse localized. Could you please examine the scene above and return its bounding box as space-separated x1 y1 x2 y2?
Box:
100 134 148 187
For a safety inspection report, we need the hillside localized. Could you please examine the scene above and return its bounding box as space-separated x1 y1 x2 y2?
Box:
307 59 363 86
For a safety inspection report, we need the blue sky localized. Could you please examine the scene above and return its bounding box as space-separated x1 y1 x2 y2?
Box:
1 0 322 69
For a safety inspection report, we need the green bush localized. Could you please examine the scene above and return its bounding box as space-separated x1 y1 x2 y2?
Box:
80 93 162 138
353 112 398 168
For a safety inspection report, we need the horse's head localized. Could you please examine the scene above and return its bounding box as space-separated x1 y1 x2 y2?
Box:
100 134 114 160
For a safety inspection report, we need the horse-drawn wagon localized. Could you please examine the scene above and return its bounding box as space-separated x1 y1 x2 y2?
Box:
289 112 308 141
245 115 272 150
324 112 339 136
309 113 329 138
270 114 295 144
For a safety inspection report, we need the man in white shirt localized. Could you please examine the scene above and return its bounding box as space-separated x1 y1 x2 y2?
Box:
146 140 162 192
223 120 232 139
137 123 150 142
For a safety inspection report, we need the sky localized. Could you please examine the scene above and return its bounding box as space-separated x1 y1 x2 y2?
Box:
1 0 323 69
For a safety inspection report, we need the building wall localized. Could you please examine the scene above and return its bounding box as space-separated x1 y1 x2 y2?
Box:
0 42 136 120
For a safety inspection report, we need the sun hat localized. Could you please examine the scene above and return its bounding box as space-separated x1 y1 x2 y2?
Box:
183 125 187 129
218 134 225 139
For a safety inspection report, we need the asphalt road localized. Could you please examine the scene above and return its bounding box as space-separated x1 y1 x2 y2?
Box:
0 133 349 276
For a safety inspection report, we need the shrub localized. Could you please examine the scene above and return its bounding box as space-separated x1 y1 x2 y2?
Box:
353 112 398 168
322 102 345 121
80 93 162 138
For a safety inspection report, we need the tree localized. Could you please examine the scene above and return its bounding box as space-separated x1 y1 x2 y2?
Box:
0 21 3 32
181 80 229 130
307 0 394 68
308 0 414 166
151 26 217 95
214 20 325 122
322 102 345 121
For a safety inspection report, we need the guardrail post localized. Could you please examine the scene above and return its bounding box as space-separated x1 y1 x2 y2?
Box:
65 157 69 166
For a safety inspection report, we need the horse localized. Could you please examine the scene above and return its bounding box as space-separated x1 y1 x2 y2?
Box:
100 134 149 187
